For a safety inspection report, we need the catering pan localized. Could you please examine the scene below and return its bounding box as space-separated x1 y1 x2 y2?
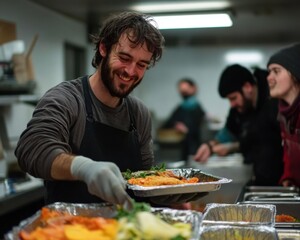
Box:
245 186 299 193
239 201 300 228
5 202 203 240
201 203 276 227
199 225 278 240
243 192 299 201
126 168 232 197
276 229 300 240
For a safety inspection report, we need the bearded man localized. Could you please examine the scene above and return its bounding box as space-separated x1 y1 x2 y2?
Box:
194 64 283 186
16 11 208 206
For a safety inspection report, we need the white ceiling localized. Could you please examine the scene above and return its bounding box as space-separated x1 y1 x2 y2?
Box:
28 0 300 46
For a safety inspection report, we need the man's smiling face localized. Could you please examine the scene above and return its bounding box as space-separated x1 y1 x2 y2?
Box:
99 32 153 98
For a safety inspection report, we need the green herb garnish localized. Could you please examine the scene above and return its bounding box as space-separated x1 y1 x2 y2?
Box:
115 201 151 220
122 169 132 180
150 162 166 171
123 163 167 180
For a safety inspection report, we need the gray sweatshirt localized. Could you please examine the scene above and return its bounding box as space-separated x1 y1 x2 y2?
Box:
15 76 154 180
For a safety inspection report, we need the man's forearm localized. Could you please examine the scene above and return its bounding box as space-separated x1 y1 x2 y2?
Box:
51 153 75 180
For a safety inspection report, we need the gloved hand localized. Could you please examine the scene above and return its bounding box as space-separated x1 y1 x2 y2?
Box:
149 192 208 206
71 156 131 205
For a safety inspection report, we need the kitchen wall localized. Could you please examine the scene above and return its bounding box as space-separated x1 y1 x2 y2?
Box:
0 0 88 144
0 0 287 147
135 45 283 125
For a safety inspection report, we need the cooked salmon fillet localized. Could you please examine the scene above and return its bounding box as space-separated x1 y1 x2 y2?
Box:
128 174 199 186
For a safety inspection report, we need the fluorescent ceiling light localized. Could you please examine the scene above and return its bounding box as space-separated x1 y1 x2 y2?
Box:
152 13 232 29
225 51 263 64
131 1 230 13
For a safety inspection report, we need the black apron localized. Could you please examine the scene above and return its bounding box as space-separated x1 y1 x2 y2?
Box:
44 75 142 204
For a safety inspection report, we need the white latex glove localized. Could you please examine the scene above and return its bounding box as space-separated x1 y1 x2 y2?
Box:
71 156 130 205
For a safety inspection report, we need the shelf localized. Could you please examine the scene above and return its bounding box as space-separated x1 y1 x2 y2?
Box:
0 94 39 106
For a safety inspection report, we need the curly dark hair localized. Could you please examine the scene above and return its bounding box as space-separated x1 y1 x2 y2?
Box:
91 11 165 69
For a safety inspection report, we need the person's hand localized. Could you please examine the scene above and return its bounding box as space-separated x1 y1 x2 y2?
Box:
193 143 211 163
212 142 239 156
71 156 131 205
212 143 231 156
175 122 188 133
282 179 295 187
149 192 208 205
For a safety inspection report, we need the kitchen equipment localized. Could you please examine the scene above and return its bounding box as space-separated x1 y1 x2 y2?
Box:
240 200 300 229
276 229 300 240
201 203 276 227
199 225 278 240
5 202 202 240
243 192 299 202
245 186 299 193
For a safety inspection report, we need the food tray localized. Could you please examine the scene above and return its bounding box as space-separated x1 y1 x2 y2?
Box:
5 202 203 240
245 186 299 193
276 229 300 240
201 203 276 226
243 192 299 202
199 225 278 240
126 168 232 197
241 200 300 228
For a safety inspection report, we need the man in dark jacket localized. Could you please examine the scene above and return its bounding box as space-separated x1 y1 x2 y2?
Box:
194 64 283 186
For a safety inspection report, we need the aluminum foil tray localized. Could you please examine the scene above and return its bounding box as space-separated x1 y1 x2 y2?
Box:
277 229 300 240
126 168 232 197
5 202 202 240
240 201 300 228
202 203 276 226
199 225 278 240
245 186 299 193
243 192 299 202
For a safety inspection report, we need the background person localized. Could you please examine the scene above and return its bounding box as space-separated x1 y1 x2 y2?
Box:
160 78 206 161
267 43 300 187
194 64 284 186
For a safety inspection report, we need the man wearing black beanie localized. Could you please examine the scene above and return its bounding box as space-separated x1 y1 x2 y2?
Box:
194 64 283 186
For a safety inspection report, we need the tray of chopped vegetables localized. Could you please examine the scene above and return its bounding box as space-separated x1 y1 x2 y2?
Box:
123 165 232 197
5 201 202 240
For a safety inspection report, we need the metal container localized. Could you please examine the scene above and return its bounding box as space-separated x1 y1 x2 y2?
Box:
245 186 299 193
237 186 300 203
5 202 202 240
127 168 232 197
243 192 299 202
241 200 300 228
199 225 278 240
276 229 300 240
201 203 276 227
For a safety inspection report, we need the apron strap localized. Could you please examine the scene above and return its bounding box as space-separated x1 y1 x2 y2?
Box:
126 98 137 132
82 75 94 122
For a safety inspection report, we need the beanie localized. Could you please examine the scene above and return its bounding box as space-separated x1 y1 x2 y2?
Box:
218 64 255 98
267 43 300 81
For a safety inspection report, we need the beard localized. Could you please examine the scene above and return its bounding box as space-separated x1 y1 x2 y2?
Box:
238 94 254 113
100 55 142 98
